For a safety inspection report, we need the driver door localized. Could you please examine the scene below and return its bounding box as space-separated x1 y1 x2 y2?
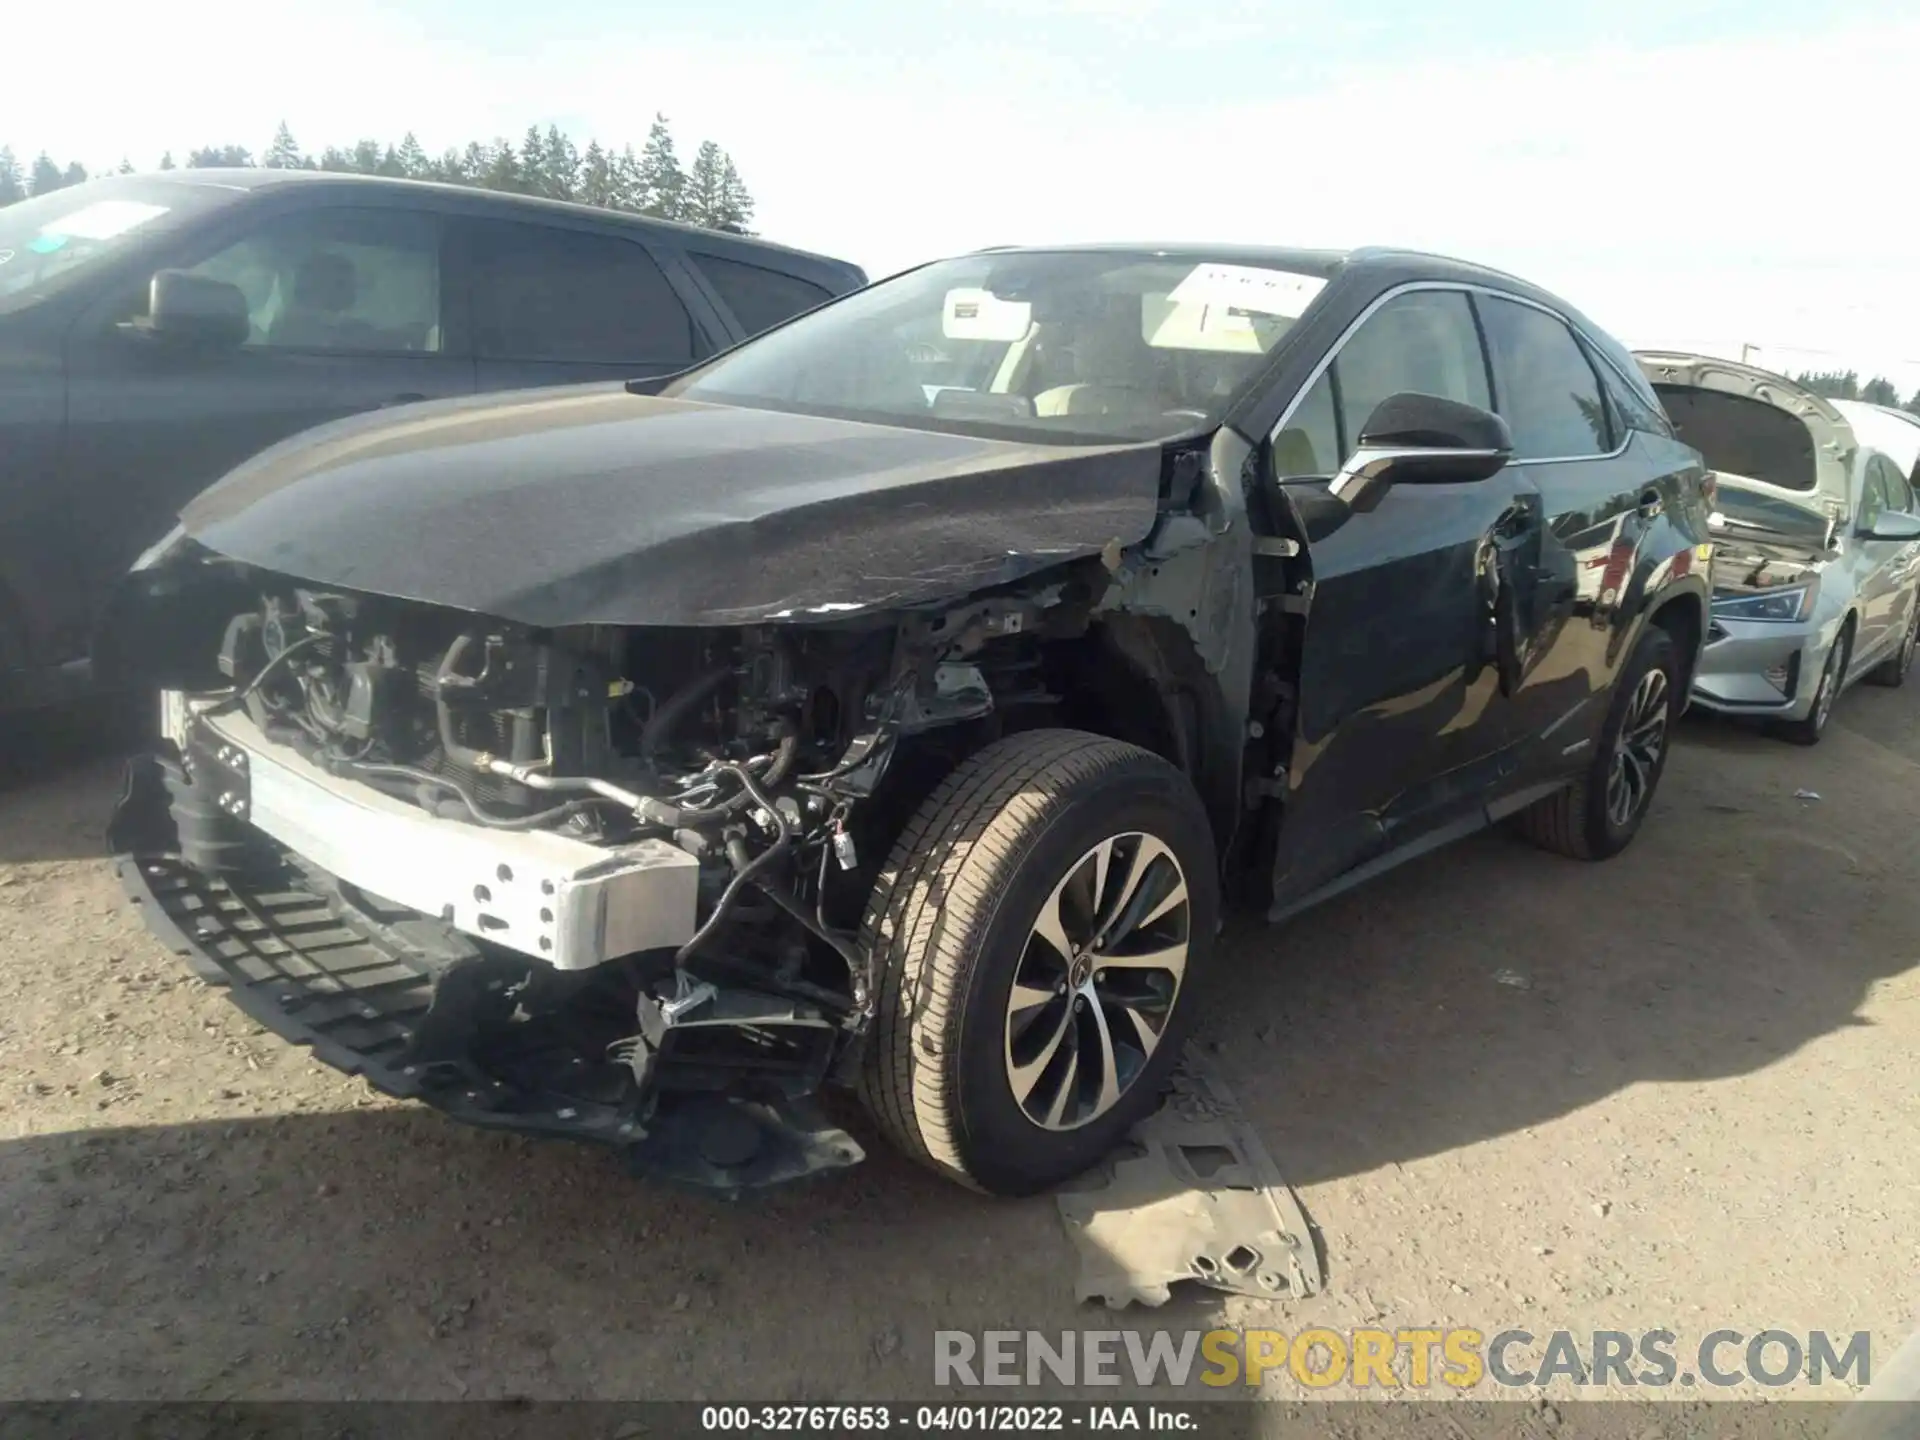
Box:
1262 286 1546 908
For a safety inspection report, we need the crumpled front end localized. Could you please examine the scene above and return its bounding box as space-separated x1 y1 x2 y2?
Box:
100 527 1108 1191
108 714 864 1191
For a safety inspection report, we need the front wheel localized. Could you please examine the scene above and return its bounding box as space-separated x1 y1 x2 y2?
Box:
1512 623 1679 861
1773 623 1851 746
857 730 1219 1195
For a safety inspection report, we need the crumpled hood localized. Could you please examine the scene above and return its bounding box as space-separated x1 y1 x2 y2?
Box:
177 385 1166 626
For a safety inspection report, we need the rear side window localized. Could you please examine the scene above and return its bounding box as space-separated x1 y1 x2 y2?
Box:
692 253 834 337
1479 295 1613 459
467 222 695 364
1652 386 1817 492
1598 363 1671 439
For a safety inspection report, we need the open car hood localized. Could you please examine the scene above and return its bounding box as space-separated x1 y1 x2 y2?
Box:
175 385 1167 627
1635 351 1854 542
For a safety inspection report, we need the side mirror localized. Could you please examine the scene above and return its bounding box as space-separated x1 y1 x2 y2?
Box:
145 270 250 349
1327 393 1514 515
1859 511 1920 542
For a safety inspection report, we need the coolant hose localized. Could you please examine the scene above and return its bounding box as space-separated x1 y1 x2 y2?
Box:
673 763 795 963
434 633 489 768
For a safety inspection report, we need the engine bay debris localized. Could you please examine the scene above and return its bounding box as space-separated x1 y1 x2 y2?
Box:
1056 1045 1322 1308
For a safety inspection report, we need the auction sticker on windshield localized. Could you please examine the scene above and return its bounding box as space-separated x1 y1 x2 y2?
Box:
1167 263 1326 318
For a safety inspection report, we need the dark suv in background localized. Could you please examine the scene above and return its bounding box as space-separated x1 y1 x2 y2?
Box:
0 169 866 709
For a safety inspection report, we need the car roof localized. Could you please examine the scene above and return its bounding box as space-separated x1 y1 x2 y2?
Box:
1834 399 1920 476
68 168 861 276
963 241 1351 278
958 242 1565 292
956 242 1612 335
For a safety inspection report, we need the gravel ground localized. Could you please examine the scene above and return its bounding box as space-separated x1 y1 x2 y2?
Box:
1 688 1916 1406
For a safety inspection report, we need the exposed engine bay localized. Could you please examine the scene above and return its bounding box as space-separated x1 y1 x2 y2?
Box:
107 560 1164 1191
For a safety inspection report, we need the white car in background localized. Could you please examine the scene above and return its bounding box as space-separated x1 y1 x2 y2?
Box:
1636 354 1920 743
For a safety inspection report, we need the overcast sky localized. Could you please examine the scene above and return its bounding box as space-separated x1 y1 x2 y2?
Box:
7 0 1917 393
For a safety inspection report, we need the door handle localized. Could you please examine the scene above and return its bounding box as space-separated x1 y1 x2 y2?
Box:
1636 487 1664 518
380 392 428 408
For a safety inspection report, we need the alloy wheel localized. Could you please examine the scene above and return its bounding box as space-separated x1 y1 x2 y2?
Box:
1812 641 1844 732
1003 832 1191 1132
1605 667 1670 829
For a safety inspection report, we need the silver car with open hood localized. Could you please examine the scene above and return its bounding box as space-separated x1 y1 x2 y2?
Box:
1635 352 1920 743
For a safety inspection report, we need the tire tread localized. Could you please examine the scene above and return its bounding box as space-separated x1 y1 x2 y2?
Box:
856 729 1175 1190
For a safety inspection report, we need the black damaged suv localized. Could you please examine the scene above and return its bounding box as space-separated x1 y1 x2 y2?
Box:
106 244 1712 1195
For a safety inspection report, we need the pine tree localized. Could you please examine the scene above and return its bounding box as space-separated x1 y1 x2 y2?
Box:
541 125 579 200
395 132 429 178
636 114 685 220
578 140 614 208
29 153 64 195
713 152 756 234
1862 376 1901 406
684 140 726 227
317 145 352 173
482 138 522 193
187 144 253 168
158 151 176 171
518 125 548 196
264 121 304 169
117 157 134 174
0 147 23 205
62 161 87 188
349 139 383 174
1793 370 1860 401
611 145 644 211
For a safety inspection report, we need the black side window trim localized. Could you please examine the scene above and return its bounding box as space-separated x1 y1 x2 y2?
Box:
687 249 836 338
1269 279 1628 470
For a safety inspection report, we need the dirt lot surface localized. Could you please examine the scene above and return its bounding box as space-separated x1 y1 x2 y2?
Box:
2 690 1917 1407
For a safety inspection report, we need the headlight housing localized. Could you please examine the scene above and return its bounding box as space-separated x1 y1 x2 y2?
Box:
1711 583 1814 623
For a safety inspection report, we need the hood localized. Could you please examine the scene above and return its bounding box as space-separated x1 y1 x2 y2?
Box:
1634 351 1854 542
177 386 1167 627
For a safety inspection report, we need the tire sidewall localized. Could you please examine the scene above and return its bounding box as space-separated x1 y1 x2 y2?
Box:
949 761 1219 1195
1586 624 1679 854
1811 627 1851 737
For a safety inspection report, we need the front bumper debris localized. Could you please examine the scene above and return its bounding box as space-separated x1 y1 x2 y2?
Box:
110 750 866 1193
156 704 700 971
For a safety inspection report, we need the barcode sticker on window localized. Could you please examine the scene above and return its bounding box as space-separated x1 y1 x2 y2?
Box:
1166 264 1326 319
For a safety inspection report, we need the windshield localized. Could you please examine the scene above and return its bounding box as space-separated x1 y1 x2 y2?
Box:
668 250 1334 442
0 180 221 315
